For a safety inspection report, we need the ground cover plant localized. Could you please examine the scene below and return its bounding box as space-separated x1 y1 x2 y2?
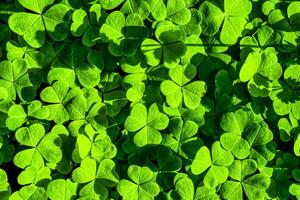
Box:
0 0 299 199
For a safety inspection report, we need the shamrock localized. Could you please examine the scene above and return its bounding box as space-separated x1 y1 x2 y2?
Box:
141 20 187 68
268 2 300 52
199 0 252 45
124 103 169 147
219 108 253 159
117 165 160 200
13 123 62 169
170 173 220 200
6 37 56 69
40 81 81 124
270 65 300 119
72 157 119 199
6 100 50 131
48 41 102 89
166 0 191 25
46 179 78 200
240 25 280 59
72 124 117 162
8 0 71 48
0 59 34 101
239 48 282 97
191 141 233 188
9 184 47 200
162 117 203 159
67 88 108 136
71 4 104 47
219 108 275 166
221 159 271 200
160 64 207 109
100 11 148 56
191 142 234 188
17 166 51 186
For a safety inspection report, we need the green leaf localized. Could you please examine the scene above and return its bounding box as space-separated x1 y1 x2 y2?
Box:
199 1 224 36
239 52 261 82
191 146 211 175
47 179 77 200
117 165 160 200
166 0 191 25
125 103 169 147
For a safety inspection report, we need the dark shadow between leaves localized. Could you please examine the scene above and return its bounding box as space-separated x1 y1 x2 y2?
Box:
275 77 300 104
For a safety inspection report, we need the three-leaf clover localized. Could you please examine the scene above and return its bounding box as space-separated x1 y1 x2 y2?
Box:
124 103 169 147
6 100 50 131
71 4 104 47
270 65 300 119
117 165 160 200
40 81 81 124
100 11 148 56
72 124 116 162
199 0 252 45
191 142 234 188
0 59 34 101
141 21 187 68
239 49 282 97
221 159 271 200
160 64 207 109
163 117 203 159
17 166 51 187
8 0 71 48
13 123 62 169
72 157 119 199
46 179 78 200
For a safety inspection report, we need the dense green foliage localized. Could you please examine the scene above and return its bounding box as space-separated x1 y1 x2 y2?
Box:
0 0 299 199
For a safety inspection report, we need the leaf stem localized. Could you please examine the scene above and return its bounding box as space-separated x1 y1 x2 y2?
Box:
0 10 17 15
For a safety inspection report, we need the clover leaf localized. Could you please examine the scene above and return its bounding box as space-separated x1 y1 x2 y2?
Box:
221 159 271 200
154 146 182 191
67 90 108 135
163 117 203 159
117 165 160 200
268 2 300 52
6 100 50 131
0 169 11 200
270 65 300 119
191 142 234 188
40 81 81 124
8 1 70 48
13 123 62 169
160 64 207 109
47 179 77 200
9 184 47 200
170 175 194 199
141 21 187 68
124 103 169 147
17 166 51 186
72 157 119 199
166 0 191 25
71 4 104 47
200 0 252 45
72 124 116 162
0 59 34 101
100 11 148 56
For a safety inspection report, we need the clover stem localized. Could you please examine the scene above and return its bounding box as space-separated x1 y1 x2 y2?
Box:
0 10 17 15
